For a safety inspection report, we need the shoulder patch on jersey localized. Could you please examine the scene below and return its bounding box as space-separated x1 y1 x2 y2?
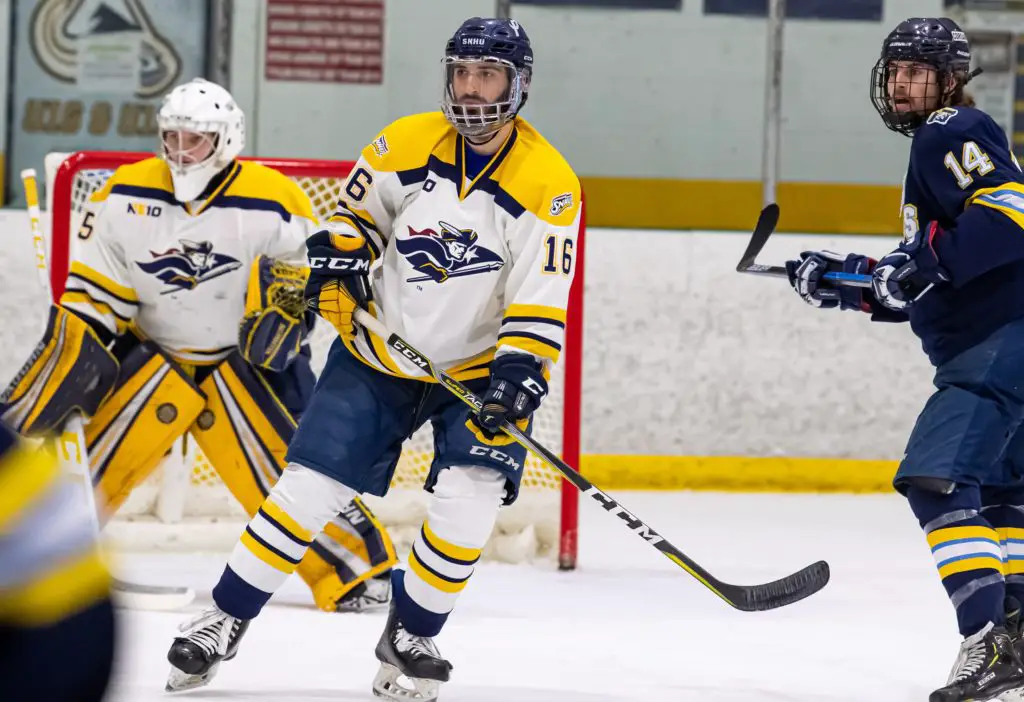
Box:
361 112 454 174
549 192 574 217
927 107 959 125
223 161 315 221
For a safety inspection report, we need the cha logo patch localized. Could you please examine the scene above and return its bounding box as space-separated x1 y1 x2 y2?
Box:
549 192 573 216
396 221 504 283
136 239 242 293
927 107 959 125
371 134 389 158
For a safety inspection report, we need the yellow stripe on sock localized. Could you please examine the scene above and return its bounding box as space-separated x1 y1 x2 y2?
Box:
927 525 1000 549
938 555 1005 579
262 498 314 543
408 549 468 595
240 530 298 574
422 521 481 563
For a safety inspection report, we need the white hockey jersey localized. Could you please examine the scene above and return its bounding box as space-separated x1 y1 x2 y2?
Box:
328 112 582 382
60 158 316 364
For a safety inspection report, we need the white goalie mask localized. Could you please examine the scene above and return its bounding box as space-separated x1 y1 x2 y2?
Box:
157 78 245 202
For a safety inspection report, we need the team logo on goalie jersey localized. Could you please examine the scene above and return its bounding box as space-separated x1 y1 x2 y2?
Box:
136 239 243 294
396 221 504 283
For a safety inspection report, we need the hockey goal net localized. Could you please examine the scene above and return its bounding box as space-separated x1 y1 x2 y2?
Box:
44 151 583 568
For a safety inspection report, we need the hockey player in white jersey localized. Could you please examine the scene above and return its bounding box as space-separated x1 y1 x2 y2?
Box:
0 77 396 615
166 18 582 700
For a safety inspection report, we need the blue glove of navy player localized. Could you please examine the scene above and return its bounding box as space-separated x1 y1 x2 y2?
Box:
785 251 873 311
304 231 374 340
475 353 548 435
871 221 951 312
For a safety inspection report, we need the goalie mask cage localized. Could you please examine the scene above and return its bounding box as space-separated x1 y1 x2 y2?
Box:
44 151 583 569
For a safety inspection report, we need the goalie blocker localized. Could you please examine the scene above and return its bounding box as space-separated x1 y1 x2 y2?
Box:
1 300 396 612
0 305 118 435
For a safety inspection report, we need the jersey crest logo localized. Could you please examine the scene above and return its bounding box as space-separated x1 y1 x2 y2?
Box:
927 108 959 125
371 134 389 158
396 221 504 283
550 192 573 216
136 239 243 293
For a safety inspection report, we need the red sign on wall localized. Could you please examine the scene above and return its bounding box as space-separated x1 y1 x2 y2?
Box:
265 0 384 84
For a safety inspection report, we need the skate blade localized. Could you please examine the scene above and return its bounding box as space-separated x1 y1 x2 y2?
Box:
165 662 220 693
372 662 441 702
113 580 195 611
1001 687 1024 701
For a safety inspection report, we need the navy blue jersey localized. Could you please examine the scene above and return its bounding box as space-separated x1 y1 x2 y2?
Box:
887 106 1024 365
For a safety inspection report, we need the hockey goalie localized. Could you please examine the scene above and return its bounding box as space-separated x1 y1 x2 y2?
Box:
0 78 396 613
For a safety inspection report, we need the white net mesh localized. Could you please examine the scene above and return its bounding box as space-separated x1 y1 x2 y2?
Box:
46 152 571 561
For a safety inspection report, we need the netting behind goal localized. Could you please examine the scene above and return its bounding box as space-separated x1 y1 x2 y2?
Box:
44 151 583 567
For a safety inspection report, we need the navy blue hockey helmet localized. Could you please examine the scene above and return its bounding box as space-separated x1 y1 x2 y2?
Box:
870 17 975 136
441 17 533 140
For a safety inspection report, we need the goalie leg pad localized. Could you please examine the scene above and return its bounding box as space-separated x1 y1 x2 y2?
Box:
86 341 205 519
195 353 397 611
1 305 119 436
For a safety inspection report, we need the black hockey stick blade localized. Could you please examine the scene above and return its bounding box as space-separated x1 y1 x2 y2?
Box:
735 204 872 288
719 559 830 612
736 203 780 274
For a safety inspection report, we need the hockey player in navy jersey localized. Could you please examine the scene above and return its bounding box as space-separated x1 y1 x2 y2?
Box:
785 17 1024 702
166 17 581 700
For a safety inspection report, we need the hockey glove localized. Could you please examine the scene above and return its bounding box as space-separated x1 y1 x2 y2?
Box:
304 231 374 340
472 353 548 440
785 250 874 311
871 221 951 312
239 256 311 372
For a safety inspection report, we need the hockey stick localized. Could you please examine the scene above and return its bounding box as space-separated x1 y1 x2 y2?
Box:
20 169 194 611
736 204 872 288
353 309 830 612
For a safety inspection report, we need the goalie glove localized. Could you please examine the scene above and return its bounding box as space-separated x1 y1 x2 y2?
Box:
304 231 374 340
239 256 312 373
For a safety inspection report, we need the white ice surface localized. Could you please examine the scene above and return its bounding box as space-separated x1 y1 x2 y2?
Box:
105 492 957 701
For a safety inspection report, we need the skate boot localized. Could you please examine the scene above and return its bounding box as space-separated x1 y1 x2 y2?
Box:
1000 598 1024 701
930 622 1024 702
372 600 453 701
165 606 250 692
337 570 392 613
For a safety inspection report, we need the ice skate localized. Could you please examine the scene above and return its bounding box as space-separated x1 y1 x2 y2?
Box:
165 606 250 692
931 623 1024 702
372 601 452 701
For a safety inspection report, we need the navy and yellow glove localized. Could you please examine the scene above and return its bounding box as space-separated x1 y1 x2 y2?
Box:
472 353 548 440
304 231 374 340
